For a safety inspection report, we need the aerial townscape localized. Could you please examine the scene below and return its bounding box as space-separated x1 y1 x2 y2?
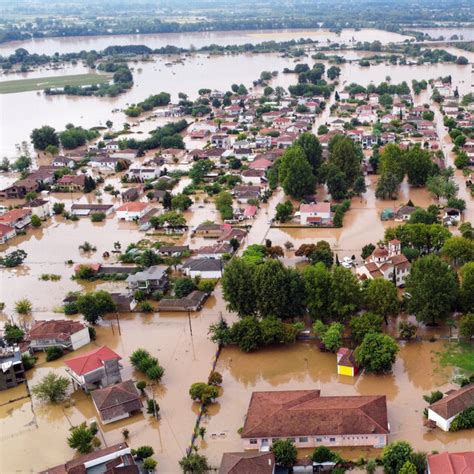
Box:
0 0 474 473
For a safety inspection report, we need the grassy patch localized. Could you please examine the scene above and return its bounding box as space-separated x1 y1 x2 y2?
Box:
437 342 474 376
0 73 112 94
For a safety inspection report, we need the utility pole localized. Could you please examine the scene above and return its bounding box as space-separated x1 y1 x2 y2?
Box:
116 312 121 335
187 310 193 336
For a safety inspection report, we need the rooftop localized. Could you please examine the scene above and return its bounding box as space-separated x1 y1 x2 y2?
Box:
65 346 121 376
429 384 474 419
29 320 86 341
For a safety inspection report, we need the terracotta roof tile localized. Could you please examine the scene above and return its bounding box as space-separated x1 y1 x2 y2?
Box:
219 452 275 474
65 346 121 376
429 385 474 419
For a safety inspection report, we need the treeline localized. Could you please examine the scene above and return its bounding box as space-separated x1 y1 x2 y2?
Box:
345 81 411 96
120 120 188 153
124 92 171 117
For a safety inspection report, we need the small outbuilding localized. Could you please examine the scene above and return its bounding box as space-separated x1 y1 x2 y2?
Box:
337 347 359 377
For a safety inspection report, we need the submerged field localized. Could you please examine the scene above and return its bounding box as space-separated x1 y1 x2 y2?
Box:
0 73 112 94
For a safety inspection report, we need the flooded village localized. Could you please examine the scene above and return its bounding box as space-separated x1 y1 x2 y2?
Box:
0 12 473 474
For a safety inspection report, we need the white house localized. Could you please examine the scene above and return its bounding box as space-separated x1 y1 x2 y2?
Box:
183 258 223 279
104 140 120 151
0 223 16 244
211 134 231 149
25 199 50 219
116 202 150 221
127 166 160 181
89 156 125 170
427 385 474 432
28 320 90 352
299 202 331 225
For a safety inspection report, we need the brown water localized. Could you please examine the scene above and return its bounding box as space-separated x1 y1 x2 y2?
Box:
0 28 410 56
200 341 472 468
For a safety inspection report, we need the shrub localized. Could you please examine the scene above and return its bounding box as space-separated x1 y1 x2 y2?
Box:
22 353 37 370
143 457 157 472
32 372 70 403
52 202 65 214
4 323 25 344
271 438 297 467
130 349 165 382
449 406 474 431
135 446 154 460
90 212 106 222
399 321 417 340
31 215 42 227
310 446 340 463
208 371 223 386
46 346 64 362
139 301 154 312
64 301 79 315
174 277 197 298
15 298 32 314
189 382 219 404
423 390 443 404
67 422 94 454
147 399 160 417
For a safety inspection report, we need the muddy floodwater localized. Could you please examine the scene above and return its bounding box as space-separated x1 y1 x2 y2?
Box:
200 341 473 467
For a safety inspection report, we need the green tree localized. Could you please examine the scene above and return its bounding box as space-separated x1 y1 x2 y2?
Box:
76 290 116 325
376 171 399 199
355 333 399 373
328 134 362 186
189 159 213 185
278 146 315 199
405 146 433 187
326 164 348 200
349 312 383 343
294 132 323 179
4 323 25 344
275 200 293 222
329 266 361 321
174 278 197 298
399 460 417 474
459 313 474 339
382 441 413 474
441 237 474 267
310 446 339 463
67 423 94 454
271 439 297 467
31 215 41 227
304 263 332 321
319 322 344 352
460 262 474 313
353 175 367 195
189 382 219 404
361 243 375 260
179 453 210 474
15 298 32 314
32 372 70 403
229 316 262 352
365 278 399 324
30 125 59 150
52 202 65 215
308 240 334 268
171 194 193 211
143 458 157 472
405 255 459 325
135 446 154 460
221 258 257 316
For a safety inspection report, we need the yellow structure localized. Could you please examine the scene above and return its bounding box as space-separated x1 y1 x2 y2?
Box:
337 348 358 377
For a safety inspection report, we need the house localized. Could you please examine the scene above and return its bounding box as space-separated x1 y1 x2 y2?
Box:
0 178 38 199
89 155 128 170
212 134 231 149
299 203 331 226
126 265 169 294
122 187 141 202
337 348 359 377
0 208 32 230
356 240 411 287
234 185 261 203
71 203 114 217
219 452 275 474
395 205 417 221
241 170 265 185
116 202 150 221
56 174 86 192
52 155 76 168
193 223 229 238
157 245 189 257
104 140 120 151
24 199 50 219
28 320 90 352
249 158 272 171
64 345 122 392
110 293 137 312
157 290 208 312
218 227 247 246
127 165 160 182
0 223 16 244
183 258 223 279
196 243 233 259
241 390 389 449
427 451 474 474
138 208 160 231
91 379 142 424
40 443 139 474
110 149 136 160
0 345 25 390
427 384 474 432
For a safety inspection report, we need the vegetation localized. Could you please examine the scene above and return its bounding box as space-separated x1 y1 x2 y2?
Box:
32 372 70 403
46 346 64 362
76 291 116 325
271 439 297 467
4 323 25 344
67 422 96 454
355 333 399 373
179 453 209 474
130 349 165 382
189 382 220 404
15 298 32 315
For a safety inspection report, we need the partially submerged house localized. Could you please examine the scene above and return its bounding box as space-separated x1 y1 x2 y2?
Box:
0 344 25 391
64 345 122 392
157 290 208 312
183 258 223 278
91 379 142 424
219 452 275 474
298 202 332 226
126 265 169 295
427 384 474 432
337 347 359 377
40 443 138 474
427 451 474 474
28 320 90 352
241 390 389 450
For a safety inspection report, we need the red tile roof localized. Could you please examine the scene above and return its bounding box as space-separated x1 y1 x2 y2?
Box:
0 208 31 224
117 202 148 212
427 452 474 474
429 384 474 419
219 452 275 474
29 320 86 341
65 346 121 376
0 223 15 237
241 390 388 438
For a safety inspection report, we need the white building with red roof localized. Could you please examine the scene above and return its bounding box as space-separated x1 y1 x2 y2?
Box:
0 223 16 244
299 202 331 225
65 345 122 392
116 202 150 221
28 320 90 352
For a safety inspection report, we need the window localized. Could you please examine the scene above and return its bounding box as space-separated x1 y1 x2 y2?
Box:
249 439 258 445
289 438 296 443
299 437 309 443
261 439 268 443
329 437 336 442
316 438 322 442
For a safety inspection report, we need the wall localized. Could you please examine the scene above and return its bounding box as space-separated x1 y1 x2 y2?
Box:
70 327 91 351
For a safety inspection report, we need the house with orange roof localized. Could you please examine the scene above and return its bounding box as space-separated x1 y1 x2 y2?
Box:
116 202 150 221
28 320 90 352
427 451 474 474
